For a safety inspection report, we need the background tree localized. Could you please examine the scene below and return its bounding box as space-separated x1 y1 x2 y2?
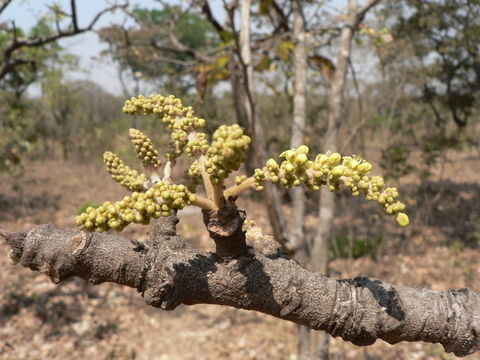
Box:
39 74 121 161
385 0 480 129
0 17 65 170
0 0 127 81
0 0 127 170
98 4 221 98
289 1 310 358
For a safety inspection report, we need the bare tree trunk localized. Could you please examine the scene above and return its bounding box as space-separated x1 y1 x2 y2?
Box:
226 4 254 175
238 0 287 245
230 61 257 177
290 1 311 359
311 12 352 360
62 140 69 161
290 0 308 263
230 67 250 131
311 1 381 358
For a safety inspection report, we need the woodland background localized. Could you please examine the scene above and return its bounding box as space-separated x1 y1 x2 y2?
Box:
0 0 479 359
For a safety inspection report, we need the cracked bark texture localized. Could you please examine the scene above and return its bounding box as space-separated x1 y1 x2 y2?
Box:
1 216 479 357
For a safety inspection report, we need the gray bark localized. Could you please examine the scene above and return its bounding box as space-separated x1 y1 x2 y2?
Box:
2 215 479 358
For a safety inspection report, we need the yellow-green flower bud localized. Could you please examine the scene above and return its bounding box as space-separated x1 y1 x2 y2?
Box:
328 153 342 166
357 162 372 174
280 149 296 162
103 151 147 191
295 154 308 166
204 124 251 184
315 154 328 164
296 145 309 155
266 158 279 169
331 166 344 178
396 212 409 227
235 175 247 185
284 163 294 173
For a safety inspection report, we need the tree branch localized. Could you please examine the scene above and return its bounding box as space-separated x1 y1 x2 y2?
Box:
200 0 226 36
119 4 213 64
4 2 126 58
70 0 79 32
0 1 129 80
231 0 289 248
165 32 213 63
270 0 290 33
0 0 12 15
0 58 35 80
358 0 381 18
1 219 479 357
350 0 381 28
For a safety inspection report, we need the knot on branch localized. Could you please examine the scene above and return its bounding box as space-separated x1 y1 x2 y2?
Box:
280 276 303 317
143 256 182 311
71 232 93 256
0 229 26 265
202 204 247 258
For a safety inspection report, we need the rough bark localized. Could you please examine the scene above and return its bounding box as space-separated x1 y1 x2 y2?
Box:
1 217 479 357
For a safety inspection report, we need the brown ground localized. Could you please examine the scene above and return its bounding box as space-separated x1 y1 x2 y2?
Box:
0 153 479 360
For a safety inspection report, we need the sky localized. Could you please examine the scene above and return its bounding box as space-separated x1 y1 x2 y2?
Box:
1 0 347 96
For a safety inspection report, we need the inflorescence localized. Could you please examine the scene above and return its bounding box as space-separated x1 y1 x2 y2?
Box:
76 182 196 232
232 145 409 227
76 93 409 234
123 94 207 160
188 124 251 185
129 128 162 170
103 151 147 191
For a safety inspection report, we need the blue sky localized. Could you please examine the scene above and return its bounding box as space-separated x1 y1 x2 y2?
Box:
2 0 347 95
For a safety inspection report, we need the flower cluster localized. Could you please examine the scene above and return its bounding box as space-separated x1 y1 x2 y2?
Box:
246 145 409 227
76 182 196 232
129 128 162 169
203 124 251 184
76 94 409 234
185 132 209 157
103 151 147 191
123 94 206 160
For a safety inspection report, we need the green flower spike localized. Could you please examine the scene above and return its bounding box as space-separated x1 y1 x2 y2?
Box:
76 182 197 232
129 128 162 170
202 124 251 185
123 94 207 161
103 151 147 191
225 145 410 228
